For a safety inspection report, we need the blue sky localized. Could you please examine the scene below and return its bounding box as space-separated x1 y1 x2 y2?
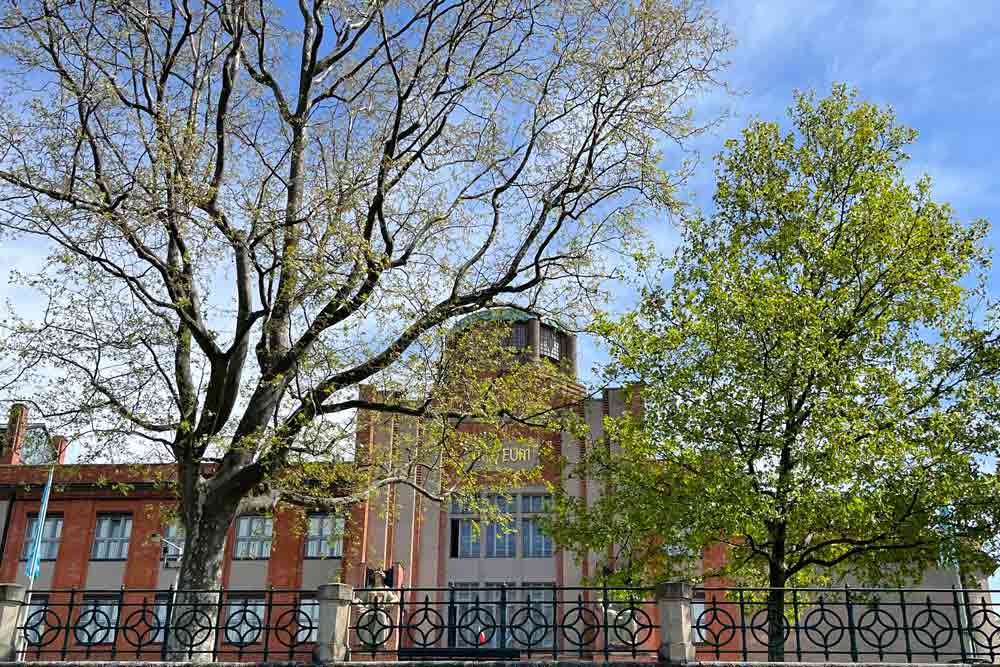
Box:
580 0 1000 375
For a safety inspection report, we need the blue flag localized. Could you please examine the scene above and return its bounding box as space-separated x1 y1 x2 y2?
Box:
23 467 54 580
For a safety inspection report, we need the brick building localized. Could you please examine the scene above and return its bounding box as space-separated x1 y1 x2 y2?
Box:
0 311 620 594
0 308 994 663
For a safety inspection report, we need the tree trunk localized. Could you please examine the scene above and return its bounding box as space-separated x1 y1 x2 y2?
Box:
766 566 787 662
165 471 241 661
765 519 789 664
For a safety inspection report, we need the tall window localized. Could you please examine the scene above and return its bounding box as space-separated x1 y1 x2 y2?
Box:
74 597 119 645
521 495 553 558
484 494 515 558
296 598 319 643
305 514 344 558
91 514 132 560
485 523 517 558
521 520 553 558
234 516 272 560
539 326 560 359
511 322 527 348
161 521 184 560
224 598 265 645
451 519 480 558
21 515 63 561
449 496 481 558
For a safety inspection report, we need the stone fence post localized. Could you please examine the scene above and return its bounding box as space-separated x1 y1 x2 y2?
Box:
656 581 695 665
314 582 354 663
0 584 26 661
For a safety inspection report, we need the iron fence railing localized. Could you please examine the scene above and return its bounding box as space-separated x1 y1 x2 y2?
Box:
12 584 999 663
348 584 657 659
693 586 1000 664
17 588 316 662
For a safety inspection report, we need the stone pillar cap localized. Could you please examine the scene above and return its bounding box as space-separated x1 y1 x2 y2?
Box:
0 584 26 603
317 582 354 601
655 581 693 599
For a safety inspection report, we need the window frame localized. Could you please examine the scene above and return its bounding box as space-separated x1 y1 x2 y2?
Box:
151 593 172 644
485 522 517 558
520 518 554 558
233 515 273 561
455 518 481 559
539 325 560 360
161 521 185 561
691 593 707 644
296 597 319 643
511 322 527 349
21 514 64 562
90 514 133 561
304 514 345 559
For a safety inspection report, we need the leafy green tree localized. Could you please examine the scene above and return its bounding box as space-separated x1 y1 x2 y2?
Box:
550 85 1000 660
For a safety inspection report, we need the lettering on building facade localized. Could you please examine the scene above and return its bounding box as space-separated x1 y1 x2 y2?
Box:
496 446 534 465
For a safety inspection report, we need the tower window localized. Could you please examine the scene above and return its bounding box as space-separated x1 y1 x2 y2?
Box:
510 322 527 348
540 326 560 359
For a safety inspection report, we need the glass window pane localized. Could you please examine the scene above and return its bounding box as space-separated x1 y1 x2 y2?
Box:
458 519 480 558
92 515 132 560
234 516 272 560
297 599 319 643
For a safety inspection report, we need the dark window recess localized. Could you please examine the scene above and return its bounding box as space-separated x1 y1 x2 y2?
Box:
540 326 560 359
449 519 459 558
512 323 527 348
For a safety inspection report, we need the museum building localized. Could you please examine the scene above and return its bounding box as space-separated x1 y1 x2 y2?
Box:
0 308 992 663
0 310 634 597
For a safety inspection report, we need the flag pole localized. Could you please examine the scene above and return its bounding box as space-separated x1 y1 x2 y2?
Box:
16 463 55 660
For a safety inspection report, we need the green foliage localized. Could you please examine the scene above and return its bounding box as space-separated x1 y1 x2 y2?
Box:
551 85 1000 592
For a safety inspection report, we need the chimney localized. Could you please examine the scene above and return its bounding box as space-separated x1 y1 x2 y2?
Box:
1 403 29 465
50 435 69 464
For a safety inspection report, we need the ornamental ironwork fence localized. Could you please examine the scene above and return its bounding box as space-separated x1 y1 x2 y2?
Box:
692 586 1000 664
10 583 1000 663
348 584 657 660
16 587 316 662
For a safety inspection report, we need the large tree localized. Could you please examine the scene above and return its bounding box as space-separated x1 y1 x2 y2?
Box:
0 0 728 654
549 86 1000 660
